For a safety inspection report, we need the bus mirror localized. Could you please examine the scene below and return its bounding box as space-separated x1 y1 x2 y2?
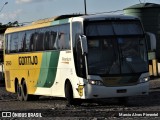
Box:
79 35 88 55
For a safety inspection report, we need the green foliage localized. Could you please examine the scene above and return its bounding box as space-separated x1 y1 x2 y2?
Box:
0 21 20 33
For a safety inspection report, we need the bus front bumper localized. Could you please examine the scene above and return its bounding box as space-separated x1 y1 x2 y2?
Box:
83 82 149 99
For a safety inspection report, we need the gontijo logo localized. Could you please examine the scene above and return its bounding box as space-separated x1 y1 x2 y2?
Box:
19 56 38 65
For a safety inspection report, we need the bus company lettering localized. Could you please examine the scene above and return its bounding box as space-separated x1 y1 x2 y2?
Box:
62 57 71 61
61 57 71 64
19 56 38 65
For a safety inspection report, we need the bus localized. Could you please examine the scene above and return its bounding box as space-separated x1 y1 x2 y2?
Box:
4 14 149 105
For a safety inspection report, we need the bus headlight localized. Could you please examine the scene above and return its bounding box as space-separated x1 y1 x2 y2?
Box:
88 80 104 86
139 77 150 83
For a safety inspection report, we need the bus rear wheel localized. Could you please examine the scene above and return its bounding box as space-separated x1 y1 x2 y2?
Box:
16 83 23 101
21 80 29 101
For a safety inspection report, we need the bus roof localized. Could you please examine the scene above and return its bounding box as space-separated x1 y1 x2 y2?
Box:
5 14 139 34
5 14 83 34
79 14 139 21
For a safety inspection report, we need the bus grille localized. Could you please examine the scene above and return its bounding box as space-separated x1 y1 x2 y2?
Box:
102 76 139 87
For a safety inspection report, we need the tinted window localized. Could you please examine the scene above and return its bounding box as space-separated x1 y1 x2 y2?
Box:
5 23 70 54
45 26 58 50
85 21 143 36
10 33 18 53
26 30 33 52
58 24 70 50
72 22 82 48
18 32 26 52
36 29 44 51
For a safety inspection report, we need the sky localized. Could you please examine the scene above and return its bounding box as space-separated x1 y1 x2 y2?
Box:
0 0 160 25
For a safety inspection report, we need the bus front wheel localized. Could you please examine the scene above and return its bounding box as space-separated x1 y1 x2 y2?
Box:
65 82 74 105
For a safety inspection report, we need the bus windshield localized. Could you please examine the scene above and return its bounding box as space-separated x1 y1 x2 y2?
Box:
85 20 148 75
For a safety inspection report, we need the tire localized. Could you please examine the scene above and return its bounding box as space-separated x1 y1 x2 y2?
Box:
22 80 39 101
21 80 29 101
65 82 74 105
65 82 83 106
16 83 23 101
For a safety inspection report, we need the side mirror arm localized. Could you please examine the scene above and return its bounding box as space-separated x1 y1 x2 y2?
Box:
78 35 89 78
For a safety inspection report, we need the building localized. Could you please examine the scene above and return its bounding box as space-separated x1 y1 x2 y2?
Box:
124 3 160 77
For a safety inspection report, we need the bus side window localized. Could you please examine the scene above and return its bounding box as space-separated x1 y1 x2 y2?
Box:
7 34 12 54
30 33 34 51
36 32 44 51
25 31 32 52
10 33 18 53
18 32 26 52
54 32 60 49
58 24 70 50
22 33 26 52
50 31 57 50
58 32 65 50
8 34 11 53
50 26 59 50
5 35 8 54
29 30 39 52
44 31 50 50
33 32 38 51
72 22 82 48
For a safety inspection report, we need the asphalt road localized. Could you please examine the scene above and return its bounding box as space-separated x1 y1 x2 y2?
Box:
0 79 160 120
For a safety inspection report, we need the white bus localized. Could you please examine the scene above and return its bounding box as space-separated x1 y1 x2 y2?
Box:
4 14 149 105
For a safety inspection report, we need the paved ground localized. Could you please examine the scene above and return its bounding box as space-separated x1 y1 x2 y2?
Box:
0 78 160 120
149 78 160 90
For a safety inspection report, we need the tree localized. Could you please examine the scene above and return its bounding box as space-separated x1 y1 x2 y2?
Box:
0 21 20 33
6 21 19 27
